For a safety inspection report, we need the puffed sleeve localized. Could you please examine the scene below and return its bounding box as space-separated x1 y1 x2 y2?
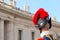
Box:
38 38 44 40
43 34 53 40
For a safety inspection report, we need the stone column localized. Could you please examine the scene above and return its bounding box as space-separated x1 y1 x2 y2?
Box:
0 19 4 40
23 28 31 40
13 23 18 40
7 21 14 40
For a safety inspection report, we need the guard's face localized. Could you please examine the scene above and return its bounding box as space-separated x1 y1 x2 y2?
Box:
43 23 49 30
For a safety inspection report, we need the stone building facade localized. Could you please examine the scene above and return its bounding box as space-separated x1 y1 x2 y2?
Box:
0 0 60 40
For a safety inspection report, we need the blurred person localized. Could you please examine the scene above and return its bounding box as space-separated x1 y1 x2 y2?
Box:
32 8 53 40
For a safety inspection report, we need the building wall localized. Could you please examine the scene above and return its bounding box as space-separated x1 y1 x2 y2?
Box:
0 9 40 40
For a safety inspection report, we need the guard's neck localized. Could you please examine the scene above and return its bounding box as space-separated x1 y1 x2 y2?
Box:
42 30 47 32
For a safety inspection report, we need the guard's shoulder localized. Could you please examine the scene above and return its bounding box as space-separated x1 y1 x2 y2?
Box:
43 34 53 40
37 38 44 40
40 31 50 37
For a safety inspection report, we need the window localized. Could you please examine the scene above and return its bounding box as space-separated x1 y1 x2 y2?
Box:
19 30 22 40
32 32 35 40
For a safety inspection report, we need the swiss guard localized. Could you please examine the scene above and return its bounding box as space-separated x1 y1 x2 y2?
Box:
32 8 53 40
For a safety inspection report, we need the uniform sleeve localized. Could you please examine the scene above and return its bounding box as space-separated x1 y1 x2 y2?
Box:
43 34 53 40
38 38 44 40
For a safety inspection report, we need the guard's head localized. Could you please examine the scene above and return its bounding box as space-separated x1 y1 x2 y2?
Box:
32 8 52 30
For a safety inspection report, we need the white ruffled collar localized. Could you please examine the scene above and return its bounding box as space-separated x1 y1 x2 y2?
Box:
40 31 50 37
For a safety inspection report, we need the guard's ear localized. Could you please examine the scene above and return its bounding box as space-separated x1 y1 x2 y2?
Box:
48 18 52 29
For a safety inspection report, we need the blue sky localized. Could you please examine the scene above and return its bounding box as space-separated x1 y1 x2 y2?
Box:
5 0 60 22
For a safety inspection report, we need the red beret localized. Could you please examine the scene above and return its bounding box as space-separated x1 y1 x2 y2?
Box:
32 8 49 26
